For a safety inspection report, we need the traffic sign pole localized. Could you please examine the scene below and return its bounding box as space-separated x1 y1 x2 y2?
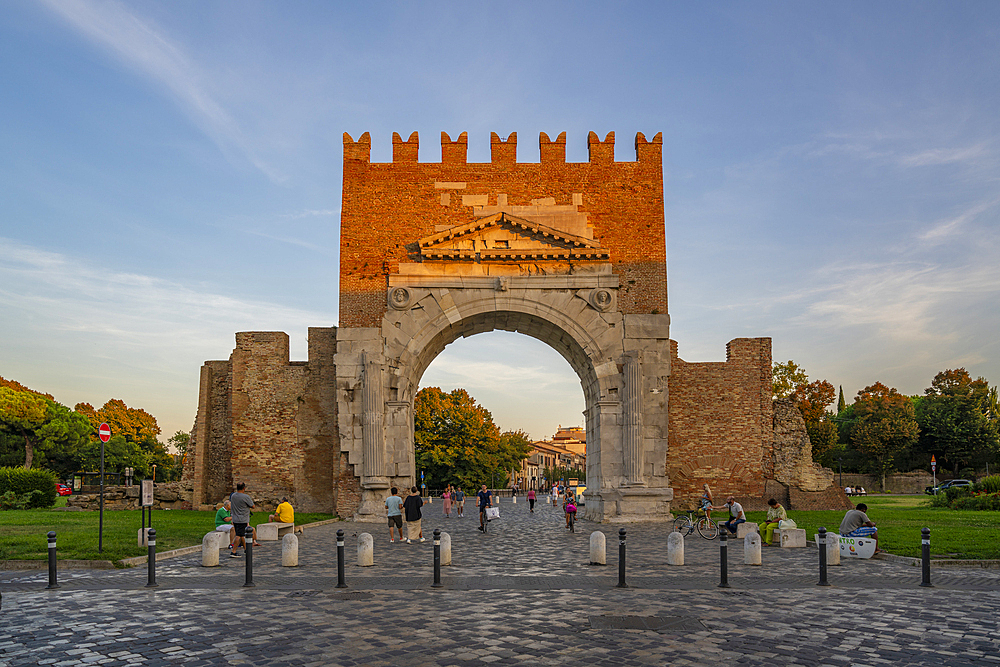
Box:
98 423 111 553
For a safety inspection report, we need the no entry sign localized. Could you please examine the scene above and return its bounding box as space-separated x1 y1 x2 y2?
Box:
98 423 111 443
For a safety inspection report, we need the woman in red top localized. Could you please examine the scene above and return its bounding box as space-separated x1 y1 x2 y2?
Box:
527 488 536 513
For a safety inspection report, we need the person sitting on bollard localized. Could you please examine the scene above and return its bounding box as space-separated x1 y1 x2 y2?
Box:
385 487 404 543
758 498 787 546
700 483 714 521
269 496 294 524
712 495 746 536
215 499 236 551
839 502 880 553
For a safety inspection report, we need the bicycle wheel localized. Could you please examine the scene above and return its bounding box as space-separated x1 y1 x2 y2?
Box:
696 517 719 540
672 515 693 534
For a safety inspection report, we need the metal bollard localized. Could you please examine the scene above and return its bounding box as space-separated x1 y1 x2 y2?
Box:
817 527 830 586
145 528 157 588
616 528 628 588
718 530 730 588
46 531 59 589
336 529 347 588
432 528 443 588
920 527 933 587
243 526 255 588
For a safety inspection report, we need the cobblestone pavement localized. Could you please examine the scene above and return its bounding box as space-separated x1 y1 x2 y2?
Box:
2 498 999 666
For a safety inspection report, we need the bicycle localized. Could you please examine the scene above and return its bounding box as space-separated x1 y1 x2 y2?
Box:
672 509 719 539
566 508 576 533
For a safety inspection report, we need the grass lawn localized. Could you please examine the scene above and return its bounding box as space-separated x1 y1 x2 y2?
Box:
744 494 1000 560
0 507 336 565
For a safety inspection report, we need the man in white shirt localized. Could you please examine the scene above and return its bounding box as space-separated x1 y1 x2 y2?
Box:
712 495 746 536
385 487 404 543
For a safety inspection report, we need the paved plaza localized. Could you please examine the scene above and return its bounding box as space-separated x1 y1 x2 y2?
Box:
2 497 999 666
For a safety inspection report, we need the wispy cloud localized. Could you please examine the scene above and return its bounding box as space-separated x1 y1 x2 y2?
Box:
37 0 283 182
280 209 338 219
898 144 988 168
919 198 999 242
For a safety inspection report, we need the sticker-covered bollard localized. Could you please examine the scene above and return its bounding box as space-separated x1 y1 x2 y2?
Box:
440 531 452 566
357 532 374 567
281 533 298 567
46 531 59 589
666 531 684 566
590 531 606 565
744 531 762 565
202 532 220 567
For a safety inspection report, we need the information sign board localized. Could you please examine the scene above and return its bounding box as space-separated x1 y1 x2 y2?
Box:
141 479 154 507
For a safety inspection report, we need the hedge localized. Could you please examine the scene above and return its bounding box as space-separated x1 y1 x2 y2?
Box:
0 466 57 508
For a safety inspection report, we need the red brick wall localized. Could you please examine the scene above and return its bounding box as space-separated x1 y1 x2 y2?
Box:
667 338 773 510
340 131 668 327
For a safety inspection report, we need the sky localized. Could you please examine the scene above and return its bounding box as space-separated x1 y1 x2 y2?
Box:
2 1 999 443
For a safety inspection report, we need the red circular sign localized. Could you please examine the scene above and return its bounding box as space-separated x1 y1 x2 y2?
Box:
98 423 112 443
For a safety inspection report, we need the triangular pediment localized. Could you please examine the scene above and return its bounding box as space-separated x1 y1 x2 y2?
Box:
418 212 609 262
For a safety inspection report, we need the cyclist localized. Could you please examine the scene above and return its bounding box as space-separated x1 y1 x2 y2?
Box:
563 488 577 530
477 484 492 533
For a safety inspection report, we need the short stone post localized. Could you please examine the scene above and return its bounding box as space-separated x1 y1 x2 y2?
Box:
744 532 761 565
590 531 606 565
281 533 298 567
440 531 451 566
666 531 684 565
512 495 516 504
825 531 841 566
202 532 219 567
357 532 374 567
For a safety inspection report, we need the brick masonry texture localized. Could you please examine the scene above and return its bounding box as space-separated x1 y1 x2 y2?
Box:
339 131 668 327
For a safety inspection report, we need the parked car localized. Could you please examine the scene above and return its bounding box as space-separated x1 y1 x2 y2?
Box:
56 483 72 496
924 479 973 495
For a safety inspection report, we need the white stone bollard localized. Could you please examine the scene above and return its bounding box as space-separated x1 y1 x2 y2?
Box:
282 533 298 567
358 532 374 566
817 533 841 566
440 531 452 566
512 495 516 503
590 531 606 565
744 532 762 565
201 533 219 567
666 531 684 565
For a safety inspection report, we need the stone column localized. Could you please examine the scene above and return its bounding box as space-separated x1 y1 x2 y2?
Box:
622 352 644 486
361 353 387 487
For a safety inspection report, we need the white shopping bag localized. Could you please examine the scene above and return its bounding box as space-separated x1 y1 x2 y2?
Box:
486 507 500 519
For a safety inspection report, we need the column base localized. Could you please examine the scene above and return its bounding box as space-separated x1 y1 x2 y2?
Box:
583 487 674 523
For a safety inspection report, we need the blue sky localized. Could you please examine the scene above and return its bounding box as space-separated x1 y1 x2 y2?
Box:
2 1 998 442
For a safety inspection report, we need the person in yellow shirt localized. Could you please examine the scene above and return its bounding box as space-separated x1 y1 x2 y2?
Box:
269 497 294 524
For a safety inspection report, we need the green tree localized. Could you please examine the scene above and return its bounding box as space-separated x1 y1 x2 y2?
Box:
793 379 838 461
837 386 846 414
168 430 190 454
772 360 808 399
851 382 920 490
414 387 532 490
0 389 91 472
915 369 999 476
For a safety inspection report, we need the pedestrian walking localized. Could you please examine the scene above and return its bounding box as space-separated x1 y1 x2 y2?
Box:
454 487 465 517
527 488 536 513
403 486 425 543
442 485 452 518
385 487 404 543
478 484 492 532
229 482 260 556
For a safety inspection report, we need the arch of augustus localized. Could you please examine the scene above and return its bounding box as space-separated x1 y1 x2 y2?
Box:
184 130 846 521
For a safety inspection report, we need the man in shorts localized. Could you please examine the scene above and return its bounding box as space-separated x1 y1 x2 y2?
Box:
215 499 236 550
229 482 260 557
453 487 465 517
385 487 403 543
839 502 879 552
712 496 746 536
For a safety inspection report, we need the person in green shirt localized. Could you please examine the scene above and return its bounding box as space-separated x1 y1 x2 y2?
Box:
759 498 787 546
214 499 236 550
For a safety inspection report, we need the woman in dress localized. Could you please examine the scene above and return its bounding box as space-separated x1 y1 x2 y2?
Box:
700 483 714 520
442 485 452 518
